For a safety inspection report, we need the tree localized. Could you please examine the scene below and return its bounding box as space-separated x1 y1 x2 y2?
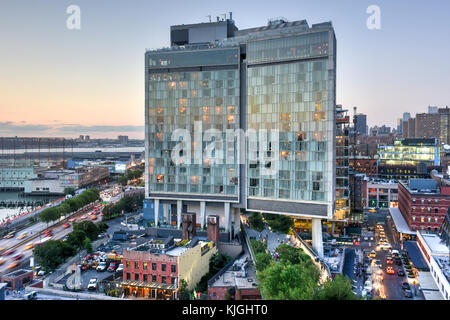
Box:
250 239 267 255
67 229 87 249
179 279 191 300
33 240 75 271
83 236 93 254
263 213 293 234
64 187 76 196
316 275 357 300
248 212 265 232
258 261 319 300
255 252 272 272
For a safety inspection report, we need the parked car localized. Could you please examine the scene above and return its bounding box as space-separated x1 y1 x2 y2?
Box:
401 282 411 291
397 269 405 276
403 288 413 298
96 262 107 272
116 263 123 273
107 261 118 272
87 278 98 291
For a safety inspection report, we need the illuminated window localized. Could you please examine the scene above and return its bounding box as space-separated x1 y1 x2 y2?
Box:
227 115 235 123
156 175 164 183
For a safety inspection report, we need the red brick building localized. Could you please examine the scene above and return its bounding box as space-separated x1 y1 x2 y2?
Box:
398 179 450 233
349 157 378 176
1 269 34 291
120 237 217 299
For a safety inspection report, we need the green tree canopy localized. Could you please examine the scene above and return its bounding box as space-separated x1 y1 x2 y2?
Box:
33 240 75 271
258 261 320 300
316 275 357 300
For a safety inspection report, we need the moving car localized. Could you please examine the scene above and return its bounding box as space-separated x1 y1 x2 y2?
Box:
13 254 23 261
24 243 34 250
63 223 71 229
369 250 376 258
397 269 405 276
3 232 15 239
90 215 97 221
0 258 5 265
17 232 28 240
7 262 19 269
386 266 395 274
386 257 393 264
87 278 98 291
2 249 15 256
369 209 377 213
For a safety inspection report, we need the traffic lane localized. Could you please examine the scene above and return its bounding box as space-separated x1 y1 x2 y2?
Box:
0 214 103 274
376 247 409 300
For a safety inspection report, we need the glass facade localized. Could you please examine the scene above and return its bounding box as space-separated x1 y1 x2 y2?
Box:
147 58 240 196
246 57 332 202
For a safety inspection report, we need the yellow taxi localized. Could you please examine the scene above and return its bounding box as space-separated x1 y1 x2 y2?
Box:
369 209 377 213
24 243 34 250
369 250 377 258
0 258 5 265
17 232 28 240
7 262 19 270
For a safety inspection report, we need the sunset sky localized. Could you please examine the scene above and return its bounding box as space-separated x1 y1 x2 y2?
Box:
1 0 449 139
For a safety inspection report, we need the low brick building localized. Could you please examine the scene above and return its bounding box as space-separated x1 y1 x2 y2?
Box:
1 269 34 291
121 236 217 299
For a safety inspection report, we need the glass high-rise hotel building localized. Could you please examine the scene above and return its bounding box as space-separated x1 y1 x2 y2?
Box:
145 16 336 255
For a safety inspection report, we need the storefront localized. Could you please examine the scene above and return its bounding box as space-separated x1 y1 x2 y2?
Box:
120 280 177 300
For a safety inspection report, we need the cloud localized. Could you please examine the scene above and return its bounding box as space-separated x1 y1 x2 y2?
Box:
55 125 144 133
0 121 52 132
0 121 144 135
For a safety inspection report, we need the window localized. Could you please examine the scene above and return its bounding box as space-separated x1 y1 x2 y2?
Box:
126 273 131 280
152 263 157 271
143 262 148 270
162 276 166 284
171 264 176 273
126 261 130 268
152 275 157 282
134 261 139 269
161 264 166 272
143 274 148 282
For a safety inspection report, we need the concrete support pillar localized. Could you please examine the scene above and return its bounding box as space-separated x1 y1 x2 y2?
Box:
163 203 169 225
312 218 324 259
224 202 231 233
177 200 182 229
154 199 159 227
331 221 335 234
233 208 240 236
200 201 206 229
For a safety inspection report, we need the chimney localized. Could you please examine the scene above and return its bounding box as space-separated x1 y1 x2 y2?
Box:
182 213 196 240
207 215 220 243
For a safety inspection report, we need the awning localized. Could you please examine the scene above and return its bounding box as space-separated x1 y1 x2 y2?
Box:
120 280 176 291
404 241 429 271
389 208 416 235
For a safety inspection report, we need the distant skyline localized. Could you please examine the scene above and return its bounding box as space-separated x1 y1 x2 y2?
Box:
1 0 449 138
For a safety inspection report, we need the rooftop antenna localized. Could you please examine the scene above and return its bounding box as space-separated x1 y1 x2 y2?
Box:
206 15 211 22
222 13 227 21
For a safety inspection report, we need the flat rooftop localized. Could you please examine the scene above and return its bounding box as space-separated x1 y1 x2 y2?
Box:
434 255 450 283
209 253 258 290
420 233 449 255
